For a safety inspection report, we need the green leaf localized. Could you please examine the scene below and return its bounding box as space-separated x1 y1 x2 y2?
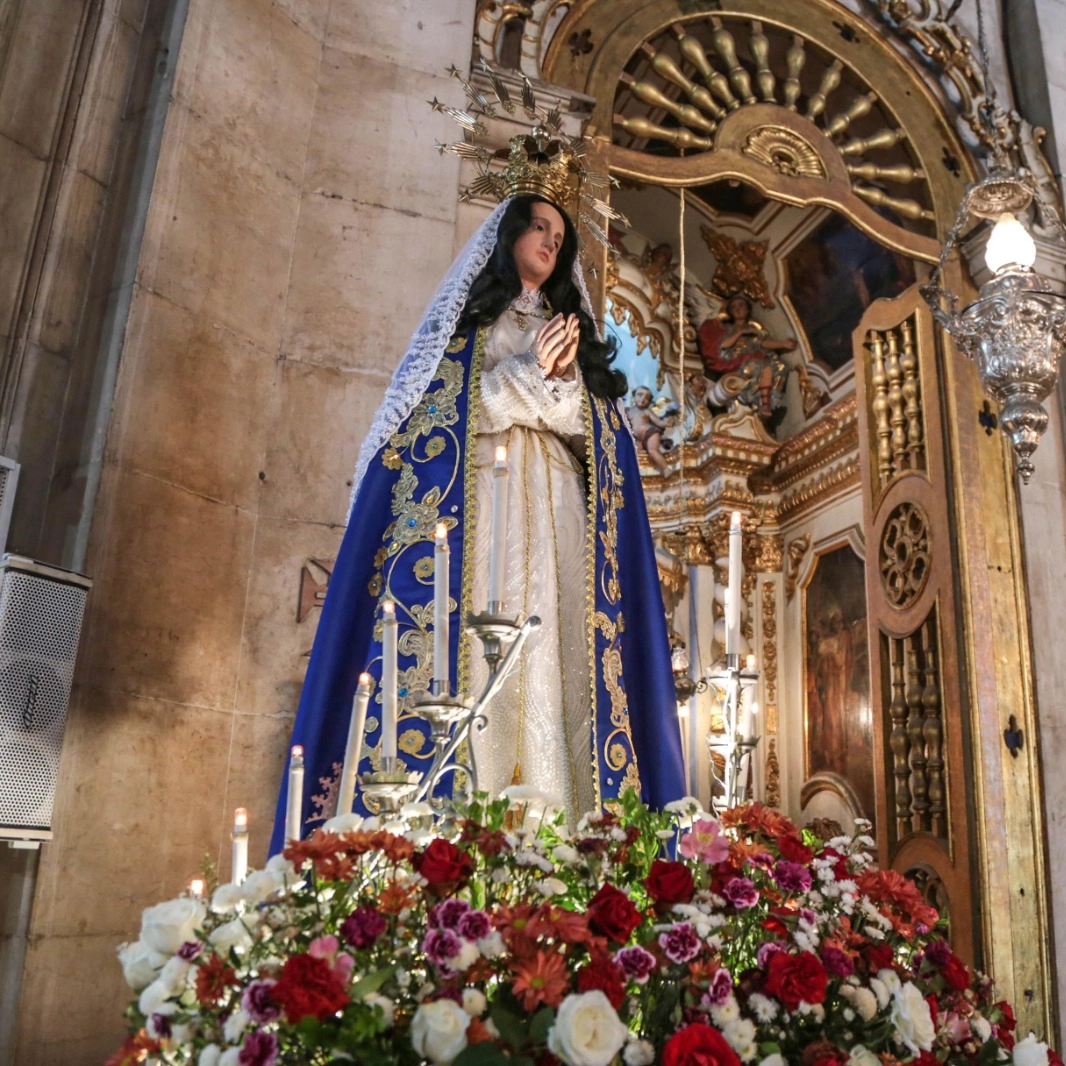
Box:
350 965 395 999
453 1044 512 1066
529 1006 555 1044
488 1001 529 1051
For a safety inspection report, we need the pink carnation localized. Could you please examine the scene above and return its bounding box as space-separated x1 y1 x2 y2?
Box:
722 877 759 909
616 945 658 983
659 922 701 964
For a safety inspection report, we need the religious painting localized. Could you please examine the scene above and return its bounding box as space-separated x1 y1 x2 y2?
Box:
803 545 874 820
785 211 916 372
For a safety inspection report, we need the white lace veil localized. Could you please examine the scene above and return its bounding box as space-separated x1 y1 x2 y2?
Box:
348 197 601 516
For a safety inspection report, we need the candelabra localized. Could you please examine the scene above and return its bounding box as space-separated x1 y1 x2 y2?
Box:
705 653 761 813
358 606 540 815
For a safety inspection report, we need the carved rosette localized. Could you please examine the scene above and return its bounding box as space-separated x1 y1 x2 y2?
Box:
879 501 931 608
743 125 826 178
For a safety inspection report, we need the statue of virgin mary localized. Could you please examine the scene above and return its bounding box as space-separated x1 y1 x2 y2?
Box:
270 186 685 854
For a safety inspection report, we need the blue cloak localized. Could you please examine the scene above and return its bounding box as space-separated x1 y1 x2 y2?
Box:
270 327 684 855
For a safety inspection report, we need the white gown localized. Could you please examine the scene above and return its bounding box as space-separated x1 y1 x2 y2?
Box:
467 310 596 820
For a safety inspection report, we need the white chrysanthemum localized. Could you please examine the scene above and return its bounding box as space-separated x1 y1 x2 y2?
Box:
462 989 487 1017
870 977 891 1010
624 1038 656 1066
710 998 740 1027
451 940 480 972
477 930 506 958
848 1045 880 1066
534 878 568 897
323 812 365 833
758 1055 787 1066
877 968 901 995
198 1046 222 1066
1014 1033 1051 1066
366 993 396 1027
973 1016 993 1042
723 1018 756 1051
852 987 878 1021
223 1009 249 1043
748 993 779 1022
210 883 245 914
552 844 580 865
208 917 254 956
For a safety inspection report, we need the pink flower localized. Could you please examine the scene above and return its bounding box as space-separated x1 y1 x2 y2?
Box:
659 922 701 964
705 967 733 1006
241 979 281 1023
239 1029 277 1066
773 860 812 894
431 899 471 929
423 927 462 965
308 934 355 984
340 906 387 950
457 909 491 941
758 940 786 968
616 945 658 983
722 877 759 909
679 818 730 864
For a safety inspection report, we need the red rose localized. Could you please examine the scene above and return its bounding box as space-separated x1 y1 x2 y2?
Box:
940 952 970 992
662 1023 741 1066
864 942 894 973
577 954 626 1009
587 883 643 943
764 951 828 1010
413 838 475 894
776 834 814 865
996 1001 1017 1032
645 859 695 907
273 953 349 1023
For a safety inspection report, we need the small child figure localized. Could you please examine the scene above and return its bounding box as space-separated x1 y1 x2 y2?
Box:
627 386 671 475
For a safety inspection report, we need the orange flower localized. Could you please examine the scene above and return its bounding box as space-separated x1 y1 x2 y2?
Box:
284 830 345 870
467 1016 496 1045
194 953 239 1007
377 881 417 915
720 802 798 840
549 907 603 951
495 903 553 944
104 1030 161 1066
511 949 571 1010
857 869 939 935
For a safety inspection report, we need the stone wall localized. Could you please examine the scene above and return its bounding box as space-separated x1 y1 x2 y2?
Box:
12 1 473 1061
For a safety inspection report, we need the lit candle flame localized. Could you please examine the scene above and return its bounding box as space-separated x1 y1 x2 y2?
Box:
291 744 303 759
358 671 372 687
746 654 757 670
435 522 448 542
189 878 205 898
382 600 395 616
234 807 248 829
495 445 508 464
731 511 742 528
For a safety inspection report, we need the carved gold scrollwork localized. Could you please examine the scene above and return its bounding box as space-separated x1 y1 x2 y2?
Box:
742 125 826 179
761 580 778 705
764 737 781 808
785 534 812 602
879 501 931 608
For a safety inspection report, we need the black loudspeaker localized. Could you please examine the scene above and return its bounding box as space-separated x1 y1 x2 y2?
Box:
0 555 91 846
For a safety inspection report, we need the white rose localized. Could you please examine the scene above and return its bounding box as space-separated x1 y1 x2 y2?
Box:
117 939 166 991
198 1045 222 1066
547 990 629 1066
210 883 244 914
218 1050 240 1066
624 1038 655 1066
223 1009 249 1043
137 978 172 1016
891 981 935 1054
410 999 470 1065
140 897 206 955
848 1046 880 1066
209 917 254 956
159 956 191 994
1014 1034 1051 1066
366 992 396 1027
973 1016 993 1043
241 869 282 907
462 989 487 1017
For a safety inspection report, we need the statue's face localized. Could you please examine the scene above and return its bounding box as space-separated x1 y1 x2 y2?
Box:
728 296 750 321
514 202 566 288
633 387 652 408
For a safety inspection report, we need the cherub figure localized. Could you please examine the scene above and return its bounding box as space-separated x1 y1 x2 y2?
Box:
627 385 671 475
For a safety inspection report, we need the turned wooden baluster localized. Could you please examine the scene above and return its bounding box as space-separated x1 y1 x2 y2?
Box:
922 618 946 838
889 637 912 835
885 327 906 474
906 631 929 832
806 59 842 121
868 331 892 486
750 21 776 102
899 318 923 469
783 36 805 110
672 25 734 113
710 18 756 104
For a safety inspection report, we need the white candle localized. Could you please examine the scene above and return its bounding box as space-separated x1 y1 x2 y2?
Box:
488 446 509 609
231 807 248 884
726 511 743 657
382 602 398 761
189 878 205 899
338 673 371 814
285 745 304 843
433 523 450 691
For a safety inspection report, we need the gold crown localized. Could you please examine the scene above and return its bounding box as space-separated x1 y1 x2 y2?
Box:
432 64 625 250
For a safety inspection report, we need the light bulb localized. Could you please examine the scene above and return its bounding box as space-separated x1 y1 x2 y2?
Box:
984 212 1036 274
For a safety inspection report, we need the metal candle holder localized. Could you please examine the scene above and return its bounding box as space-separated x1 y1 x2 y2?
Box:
705 653 761 812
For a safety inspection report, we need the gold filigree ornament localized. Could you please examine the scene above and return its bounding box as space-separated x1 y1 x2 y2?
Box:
433 63 627 251
742 126 826 180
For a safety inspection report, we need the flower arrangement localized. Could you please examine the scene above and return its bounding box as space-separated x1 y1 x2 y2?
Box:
110 791 1056 1066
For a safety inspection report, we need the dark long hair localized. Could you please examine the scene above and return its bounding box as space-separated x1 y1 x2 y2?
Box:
455 195 627 400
